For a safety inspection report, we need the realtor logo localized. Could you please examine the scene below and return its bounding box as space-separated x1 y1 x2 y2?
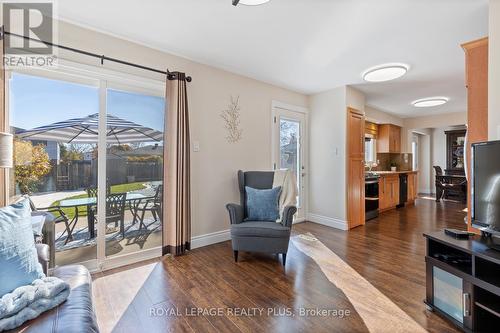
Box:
2 1 57 67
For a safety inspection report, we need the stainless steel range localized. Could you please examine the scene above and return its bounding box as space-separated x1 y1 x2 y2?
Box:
365 173 380 221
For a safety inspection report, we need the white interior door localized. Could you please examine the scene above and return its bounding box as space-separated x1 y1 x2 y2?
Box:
272 104 308 221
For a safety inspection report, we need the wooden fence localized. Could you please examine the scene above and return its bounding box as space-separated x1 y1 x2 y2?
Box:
17 159 163 194
79 159 162 189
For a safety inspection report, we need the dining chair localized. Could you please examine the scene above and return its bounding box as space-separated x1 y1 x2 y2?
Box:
89 193 127 239
434 166 467 203
132 185 163 230
86 182 111 197
105 193 127 238
86 183 112 231
433 166 444 176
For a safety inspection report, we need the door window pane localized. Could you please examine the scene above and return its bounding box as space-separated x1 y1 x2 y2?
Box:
105 88 165 257
9 73 99 266
280 118 300 206
433 266 464 323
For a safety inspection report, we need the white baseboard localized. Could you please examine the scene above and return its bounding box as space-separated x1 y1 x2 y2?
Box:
306 213 348 231
191 229 231 249
68 230 231 273
294 217 305 223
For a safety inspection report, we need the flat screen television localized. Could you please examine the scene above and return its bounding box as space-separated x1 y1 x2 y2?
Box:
471 140 500 235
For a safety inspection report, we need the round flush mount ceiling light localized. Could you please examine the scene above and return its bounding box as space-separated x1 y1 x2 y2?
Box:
236 0 271 6
362 63 409 82
411 97 449 108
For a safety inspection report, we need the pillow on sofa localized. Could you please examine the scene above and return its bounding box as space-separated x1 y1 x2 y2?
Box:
0 199 44 296
245 186 281 222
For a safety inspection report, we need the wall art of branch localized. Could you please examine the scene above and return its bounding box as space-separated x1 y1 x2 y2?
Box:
220 95 243 143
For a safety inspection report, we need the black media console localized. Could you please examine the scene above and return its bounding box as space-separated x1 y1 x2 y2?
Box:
424 231 500 332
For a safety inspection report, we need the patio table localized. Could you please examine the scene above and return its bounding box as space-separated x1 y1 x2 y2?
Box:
59 193 151 240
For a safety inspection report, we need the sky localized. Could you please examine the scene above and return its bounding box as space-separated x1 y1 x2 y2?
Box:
9 73 165 133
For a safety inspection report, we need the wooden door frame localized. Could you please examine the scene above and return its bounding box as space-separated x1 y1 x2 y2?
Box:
346 107 365 229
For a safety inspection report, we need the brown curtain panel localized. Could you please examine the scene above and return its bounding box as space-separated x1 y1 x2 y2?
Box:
162 72 191 256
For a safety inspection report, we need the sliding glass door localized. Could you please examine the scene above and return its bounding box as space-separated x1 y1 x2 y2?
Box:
8 63 165 269
104 87 165 259
9 71 100 266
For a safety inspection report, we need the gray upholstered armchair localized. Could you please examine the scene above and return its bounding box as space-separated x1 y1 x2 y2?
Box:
226 170 297 266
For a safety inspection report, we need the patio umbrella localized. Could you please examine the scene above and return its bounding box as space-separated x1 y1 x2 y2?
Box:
16 113 163 144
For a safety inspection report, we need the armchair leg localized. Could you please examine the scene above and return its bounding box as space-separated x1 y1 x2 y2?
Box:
233 250 238 262
281 253 287 266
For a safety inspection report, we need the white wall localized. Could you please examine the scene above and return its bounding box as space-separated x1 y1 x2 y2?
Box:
308 86 347 224
431 126 467 174
403 112 467 129
402 112 467 153
54 21 308 238
431 128 447 174
346 86 366 114
308 86 365 229
489 0 500 139
414 125 467 194
418 133 432 193
364 106 404 127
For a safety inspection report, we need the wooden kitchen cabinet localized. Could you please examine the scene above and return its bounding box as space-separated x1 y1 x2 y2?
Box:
377 124 401 153
388 176 399 207
407 172 418 203
379 174 399 211
379 175 388 210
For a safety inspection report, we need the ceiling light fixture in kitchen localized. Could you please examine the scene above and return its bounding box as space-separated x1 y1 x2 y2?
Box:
362 63 409 82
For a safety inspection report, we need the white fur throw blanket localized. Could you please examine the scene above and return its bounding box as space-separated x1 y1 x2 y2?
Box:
273 169 298 221
0 277 70 331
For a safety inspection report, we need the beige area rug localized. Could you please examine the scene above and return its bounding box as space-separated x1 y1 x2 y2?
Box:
292 233 428 333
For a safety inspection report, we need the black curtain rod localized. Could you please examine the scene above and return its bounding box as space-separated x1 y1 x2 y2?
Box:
1 28 192 82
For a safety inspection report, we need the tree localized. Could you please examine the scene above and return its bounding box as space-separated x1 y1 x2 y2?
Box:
14 140 51 194
60 143 84 163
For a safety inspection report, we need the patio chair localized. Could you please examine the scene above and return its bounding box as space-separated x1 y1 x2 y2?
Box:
86 183 112 231
132 185 163 230
89 193 127 239
86 183 111 197
28 197 75 245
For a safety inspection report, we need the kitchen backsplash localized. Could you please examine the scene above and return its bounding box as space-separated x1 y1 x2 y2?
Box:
369 153 413 171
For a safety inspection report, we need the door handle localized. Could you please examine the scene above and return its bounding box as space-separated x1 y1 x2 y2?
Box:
463 293 470 317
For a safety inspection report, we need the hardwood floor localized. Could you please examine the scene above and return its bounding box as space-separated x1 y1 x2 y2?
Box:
92 198 467 333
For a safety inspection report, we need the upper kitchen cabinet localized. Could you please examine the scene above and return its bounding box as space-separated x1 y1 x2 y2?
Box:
377 124 401 153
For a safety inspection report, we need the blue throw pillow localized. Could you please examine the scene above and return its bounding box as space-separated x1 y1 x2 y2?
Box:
245 186 281 222
0 199 44 296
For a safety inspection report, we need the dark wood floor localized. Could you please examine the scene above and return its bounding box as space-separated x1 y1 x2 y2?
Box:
92 197 467 333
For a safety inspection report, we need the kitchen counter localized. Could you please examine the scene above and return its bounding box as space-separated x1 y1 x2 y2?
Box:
368 170 418 175
366 170 419 213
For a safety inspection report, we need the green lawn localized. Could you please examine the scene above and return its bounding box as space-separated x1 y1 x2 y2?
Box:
50 182 147 220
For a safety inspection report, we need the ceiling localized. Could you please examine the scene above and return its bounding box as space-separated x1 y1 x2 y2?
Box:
57 0 489 118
